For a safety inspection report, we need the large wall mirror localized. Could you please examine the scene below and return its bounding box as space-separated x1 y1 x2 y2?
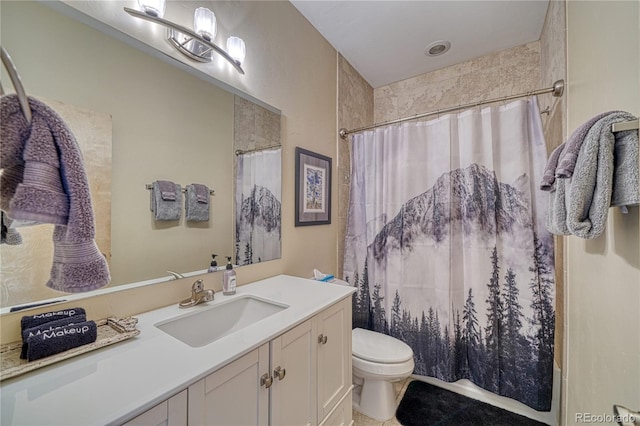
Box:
0 1 282 312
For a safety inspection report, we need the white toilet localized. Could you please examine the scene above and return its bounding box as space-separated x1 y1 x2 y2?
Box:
352 328 415 421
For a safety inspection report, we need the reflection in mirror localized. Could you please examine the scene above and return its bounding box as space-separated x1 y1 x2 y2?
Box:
0 1 281 312
234 97 282 266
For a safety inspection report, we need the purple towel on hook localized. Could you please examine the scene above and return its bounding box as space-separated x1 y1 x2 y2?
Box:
1 95 110 293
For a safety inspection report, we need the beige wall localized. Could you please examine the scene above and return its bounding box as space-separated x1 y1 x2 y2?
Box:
373 42 540 123
539 0 567 369
564 1 640 424
0 1 337 343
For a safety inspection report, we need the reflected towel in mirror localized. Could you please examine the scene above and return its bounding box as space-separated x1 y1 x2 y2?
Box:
0 94 110 293
185 183 209 222
150 180 181 221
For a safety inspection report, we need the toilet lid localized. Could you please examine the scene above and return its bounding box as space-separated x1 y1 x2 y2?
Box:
352 328 413 364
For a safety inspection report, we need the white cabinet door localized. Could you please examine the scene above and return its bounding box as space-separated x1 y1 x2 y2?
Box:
188 344 269 426
316 297 352 421
123 389 187 426
270 319 317 426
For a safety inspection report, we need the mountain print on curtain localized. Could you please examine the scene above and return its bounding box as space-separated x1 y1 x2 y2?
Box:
345 163 555 411
235 149 282 265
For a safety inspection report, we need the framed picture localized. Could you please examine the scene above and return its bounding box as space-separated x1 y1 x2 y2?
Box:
295 147 332 226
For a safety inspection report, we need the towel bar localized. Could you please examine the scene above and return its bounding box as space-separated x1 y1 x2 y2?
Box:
145 184 215 196
612 119 639 132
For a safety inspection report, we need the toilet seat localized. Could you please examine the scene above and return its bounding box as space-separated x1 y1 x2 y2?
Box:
352 328 413 363
353 354 415 378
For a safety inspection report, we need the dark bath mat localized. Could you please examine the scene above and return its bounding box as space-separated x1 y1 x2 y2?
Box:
396 380 549 426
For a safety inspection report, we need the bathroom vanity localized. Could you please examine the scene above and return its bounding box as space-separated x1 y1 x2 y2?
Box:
0 275 355 426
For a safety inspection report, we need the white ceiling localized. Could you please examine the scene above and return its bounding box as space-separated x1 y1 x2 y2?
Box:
290 1 550 88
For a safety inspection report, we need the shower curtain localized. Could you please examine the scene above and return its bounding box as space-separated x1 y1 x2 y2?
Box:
235 148 282 265
344 98 555 411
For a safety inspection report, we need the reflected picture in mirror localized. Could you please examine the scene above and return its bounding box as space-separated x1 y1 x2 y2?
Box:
0 1 282 312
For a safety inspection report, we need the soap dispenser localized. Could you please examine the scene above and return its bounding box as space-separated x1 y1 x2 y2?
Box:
222 256 236 295
207 254 218 273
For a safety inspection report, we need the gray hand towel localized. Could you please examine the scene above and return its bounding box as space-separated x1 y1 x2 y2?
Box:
185 184 209 222
21 314 87 359
555 111 618 178
26 320 97 362
566 112 638 238
1 95 110 293
150 180 182 221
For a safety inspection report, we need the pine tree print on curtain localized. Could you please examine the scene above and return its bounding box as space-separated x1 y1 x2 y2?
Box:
344 98 555 411
235 149 282 265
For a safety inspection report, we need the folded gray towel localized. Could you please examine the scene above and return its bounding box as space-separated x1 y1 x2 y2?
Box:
540 143 565 191
21 314 87 359
185 184 209 222
555 111 617 178
566 112 638 238
20 307 87 332
157 180 177 201
150 180 181 221
26 320 97 361
1 211 22 245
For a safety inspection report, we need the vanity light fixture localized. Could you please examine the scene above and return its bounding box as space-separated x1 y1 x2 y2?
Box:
124 2 246 74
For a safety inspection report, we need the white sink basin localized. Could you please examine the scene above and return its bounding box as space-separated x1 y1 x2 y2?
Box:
155 295 289 347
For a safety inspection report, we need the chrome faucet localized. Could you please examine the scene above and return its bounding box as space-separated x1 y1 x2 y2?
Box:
179 279 215 308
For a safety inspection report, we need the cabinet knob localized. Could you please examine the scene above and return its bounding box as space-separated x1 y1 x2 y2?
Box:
274 366 286 381
318 334 328 345
260 373 273 388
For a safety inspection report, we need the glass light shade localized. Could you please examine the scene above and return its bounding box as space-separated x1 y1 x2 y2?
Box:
226 36 246 65
194 7 216 42
138 0 165 18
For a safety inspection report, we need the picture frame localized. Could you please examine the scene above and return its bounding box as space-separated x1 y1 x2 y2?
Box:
295 147 332 226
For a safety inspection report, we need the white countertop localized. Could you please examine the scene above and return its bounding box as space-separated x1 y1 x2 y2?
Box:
0 275 355 426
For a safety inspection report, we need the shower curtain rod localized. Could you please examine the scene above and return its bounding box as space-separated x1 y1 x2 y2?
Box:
339 79 565 139
235 144 281 156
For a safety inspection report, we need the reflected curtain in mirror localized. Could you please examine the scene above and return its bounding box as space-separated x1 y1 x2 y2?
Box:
235 149 282 265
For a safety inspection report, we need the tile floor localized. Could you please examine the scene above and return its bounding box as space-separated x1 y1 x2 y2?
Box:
352 377 413 426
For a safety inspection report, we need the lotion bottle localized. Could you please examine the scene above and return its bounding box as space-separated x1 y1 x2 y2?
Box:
222 256 236 295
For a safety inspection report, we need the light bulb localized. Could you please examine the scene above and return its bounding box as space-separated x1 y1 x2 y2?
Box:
226 36 246 65
194 7 216 42
138 0 165 18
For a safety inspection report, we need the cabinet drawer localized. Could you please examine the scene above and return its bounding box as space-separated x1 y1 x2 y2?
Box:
319 387 353 426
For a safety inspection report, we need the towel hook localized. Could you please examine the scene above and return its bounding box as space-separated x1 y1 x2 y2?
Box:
1 46 32 124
